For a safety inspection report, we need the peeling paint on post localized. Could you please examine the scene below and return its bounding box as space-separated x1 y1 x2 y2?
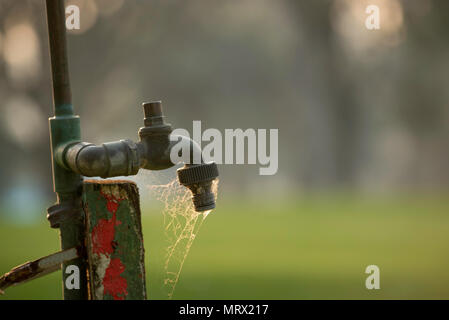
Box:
83 180 146 300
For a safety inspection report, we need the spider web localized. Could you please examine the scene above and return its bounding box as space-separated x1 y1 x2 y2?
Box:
148 176 219 299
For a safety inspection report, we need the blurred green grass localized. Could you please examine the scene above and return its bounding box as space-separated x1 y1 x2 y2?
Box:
1 193 449 299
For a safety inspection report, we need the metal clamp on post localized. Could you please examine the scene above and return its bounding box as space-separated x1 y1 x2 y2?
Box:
47 201 82 229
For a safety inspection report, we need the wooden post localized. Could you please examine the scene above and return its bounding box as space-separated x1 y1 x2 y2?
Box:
83 180 147 300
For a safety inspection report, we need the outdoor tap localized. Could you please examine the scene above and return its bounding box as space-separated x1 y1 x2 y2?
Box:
138 101 218 211
57 101 219 212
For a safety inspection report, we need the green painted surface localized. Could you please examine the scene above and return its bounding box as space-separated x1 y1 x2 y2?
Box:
49 113 87 300
83 181 146 300
49 114 82 194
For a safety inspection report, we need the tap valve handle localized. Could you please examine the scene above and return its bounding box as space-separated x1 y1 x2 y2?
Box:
143 101 164 127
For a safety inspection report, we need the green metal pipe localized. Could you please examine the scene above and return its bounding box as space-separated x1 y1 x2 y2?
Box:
45 0 88 300
56 102 219 212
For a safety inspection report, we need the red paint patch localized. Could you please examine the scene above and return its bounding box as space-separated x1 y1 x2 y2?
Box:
91 189 128 300
103 258 128 300
91 191 123 255
106 199 120 215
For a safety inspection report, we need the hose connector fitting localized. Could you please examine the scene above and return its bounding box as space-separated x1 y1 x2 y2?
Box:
177 162 219 212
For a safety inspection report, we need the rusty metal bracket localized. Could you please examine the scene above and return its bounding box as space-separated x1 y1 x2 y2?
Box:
0 247 83 294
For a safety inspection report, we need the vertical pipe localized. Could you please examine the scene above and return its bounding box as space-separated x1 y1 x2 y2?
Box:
46 0 72 115
45 0 88 300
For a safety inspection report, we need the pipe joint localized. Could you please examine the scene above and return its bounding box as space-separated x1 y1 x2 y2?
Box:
60 139 140 178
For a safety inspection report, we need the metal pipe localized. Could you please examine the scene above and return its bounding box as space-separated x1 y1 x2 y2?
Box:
58 135 203 176
46 0 72 116
45 0 88 300
62 140 141 177
57 102 219 212
57 102 206 177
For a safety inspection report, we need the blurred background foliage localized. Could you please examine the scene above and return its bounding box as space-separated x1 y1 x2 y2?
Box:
0 0 448 299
